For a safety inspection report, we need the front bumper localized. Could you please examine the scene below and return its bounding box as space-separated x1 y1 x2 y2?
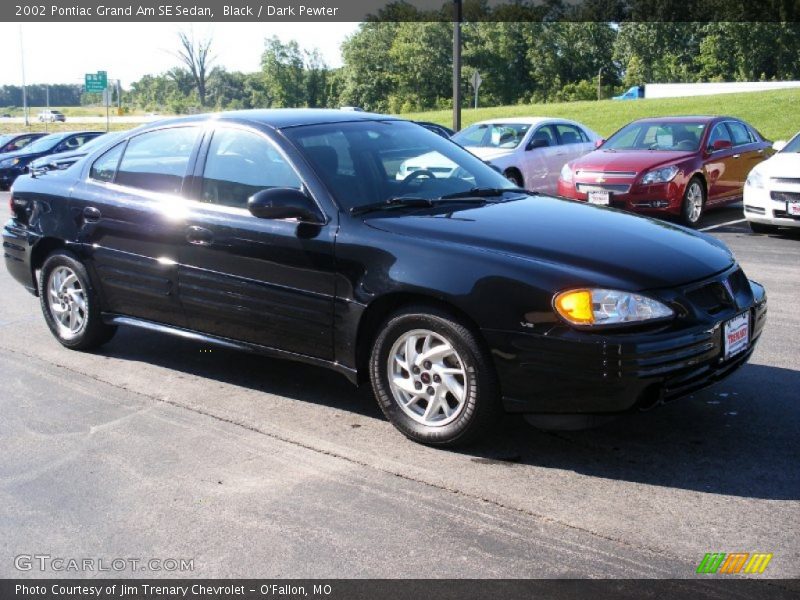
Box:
485 268 767 415
557 178 683 216
743 185 800 228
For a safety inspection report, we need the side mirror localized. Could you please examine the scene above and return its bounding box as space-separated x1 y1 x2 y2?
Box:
773 140 787 152
710 139 732 152
527 138 549 150
247 188 321 222
594 138 605 149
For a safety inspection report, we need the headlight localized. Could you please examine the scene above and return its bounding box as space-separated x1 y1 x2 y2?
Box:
0 158 20 168
745 169 764 189
640 165 679 185
553 288 674 327
560 163 573 182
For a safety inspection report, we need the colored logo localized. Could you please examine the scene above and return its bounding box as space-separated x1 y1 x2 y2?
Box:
696 552 773 574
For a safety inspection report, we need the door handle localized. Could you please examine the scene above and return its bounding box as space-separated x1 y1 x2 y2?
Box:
186 226 213 245
732 154 741 159
82 206 101 222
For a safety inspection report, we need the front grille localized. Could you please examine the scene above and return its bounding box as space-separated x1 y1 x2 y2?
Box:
773 209 800 220
684 268 752 317
771 177 800 185
771 191 800 202
576 183 631 193
744 205 765 215
576 170 637 178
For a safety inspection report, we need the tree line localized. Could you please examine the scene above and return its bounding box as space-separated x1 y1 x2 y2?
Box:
2 21 799 113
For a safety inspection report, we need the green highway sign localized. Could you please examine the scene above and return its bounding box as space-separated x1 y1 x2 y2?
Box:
85 71 108 93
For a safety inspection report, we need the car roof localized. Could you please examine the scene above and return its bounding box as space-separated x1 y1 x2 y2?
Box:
632 116 732 124
142 109 400 131
468 117 552 126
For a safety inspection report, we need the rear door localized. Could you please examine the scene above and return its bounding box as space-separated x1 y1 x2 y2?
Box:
552 122 593 191
726 120 767 197
178 124 337 359
703 122 738 203
69 126 202 326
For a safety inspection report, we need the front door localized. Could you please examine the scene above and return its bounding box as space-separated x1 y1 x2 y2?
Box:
178 125 337 360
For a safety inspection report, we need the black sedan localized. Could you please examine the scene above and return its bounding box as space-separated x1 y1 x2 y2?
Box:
3 110 767 446
0 130 103 189
0 132 47 156
28 131 125 174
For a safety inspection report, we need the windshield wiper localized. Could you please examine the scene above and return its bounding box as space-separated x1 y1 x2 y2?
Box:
437 186 532 200
350 197 434 216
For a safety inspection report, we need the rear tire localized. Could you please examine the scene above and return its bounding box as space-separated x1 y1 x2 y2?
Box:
39 250 116 350
505 169 524 188
369 305 500 447
749 221 780 234
680 177 706 228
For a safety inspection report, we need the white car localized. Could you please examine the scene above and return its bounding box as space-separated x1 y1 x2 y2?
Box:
744 133 800 233
37 110 66 123
397 118 599 194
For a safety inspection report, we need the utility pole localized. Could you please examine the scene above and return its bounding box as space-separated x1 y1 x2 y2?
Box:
19 25 28 127
597 67 603 101
452 0 462 132
45 85 49 132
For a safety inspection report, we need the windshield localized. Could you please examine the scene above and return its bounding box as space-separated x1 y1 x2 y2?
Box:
604 121 707 152
76 132 121 153
782 134 800 153
22 133 68 154
452 123 531 149
284 120 517 211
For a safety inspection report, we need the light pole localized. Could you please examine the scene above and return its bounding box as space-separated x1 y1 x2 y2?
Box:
597 67 603 101
452 0 462 132
19 25 29 127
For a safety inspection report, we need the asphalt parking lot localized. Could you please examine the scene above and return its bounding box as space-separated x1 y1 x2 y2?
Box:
0 191 798 582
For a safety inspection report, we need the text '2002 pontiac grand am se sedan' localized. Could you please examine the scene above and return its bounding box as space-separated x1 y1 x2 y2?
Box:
3 110 767 446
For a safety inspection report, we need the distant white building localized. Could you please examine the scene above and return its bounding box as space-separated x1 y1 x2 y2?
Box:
645 81 800 99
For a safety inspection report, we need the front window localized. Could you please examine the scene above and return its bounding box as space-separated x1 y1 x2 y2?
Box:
283 120 516 211
604 121 707 152
782 134 800 153
452 123 531 149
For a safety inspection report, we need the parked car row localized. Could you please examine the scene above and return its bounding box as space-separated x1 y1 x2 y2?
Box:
0 130 106 189
417 114 791 231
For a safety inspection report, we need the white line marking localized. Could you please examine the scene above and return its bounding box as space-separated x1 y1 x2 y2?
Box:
699 218 747 232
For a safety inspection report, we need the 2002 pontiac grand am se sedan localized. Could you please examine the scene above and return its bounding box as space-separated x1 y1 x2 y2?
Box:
3 110 767 446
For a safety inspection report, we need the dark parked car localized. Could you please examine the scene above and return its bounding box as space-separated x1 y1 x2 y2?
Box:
0 132 47 156
414 121 455 139
557 116 773 226
0 131 103 189
29 131 125 174
3 110 767 446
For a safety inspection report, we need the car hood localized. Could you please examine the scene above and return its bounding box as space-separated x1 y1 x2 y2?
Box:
365 196 734 291
572 149 695 174
755 152 800 177
465 146 515 161
0 148 48 162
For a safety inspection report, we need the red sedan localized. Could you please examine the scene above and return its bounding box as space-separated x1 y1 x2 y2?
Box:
557 116 773 226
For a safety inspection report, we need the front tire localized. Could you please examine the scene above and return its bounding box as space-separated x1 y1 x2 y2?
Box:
39 250 116 350
369 305 500 447
680 177 706 227
505 169 524 188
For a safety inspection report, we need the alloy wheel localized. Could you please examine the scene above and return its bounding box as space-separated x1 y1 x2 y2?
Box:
387 329 468 427
686 182 704 223
47 265 88 340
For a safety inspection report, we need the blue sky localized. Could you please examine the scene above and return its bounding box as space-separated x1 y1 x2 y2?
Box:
1 22 360 87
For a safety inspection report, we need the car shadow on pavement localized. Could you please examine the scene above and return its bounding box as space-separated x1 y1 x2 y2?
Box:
98 327 798 500
469 362 800 501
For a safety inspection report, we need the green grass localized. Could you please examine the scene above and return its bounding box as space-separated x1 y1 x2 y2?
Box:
1 106 152 118
0 122 137 135
402 88 800 142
